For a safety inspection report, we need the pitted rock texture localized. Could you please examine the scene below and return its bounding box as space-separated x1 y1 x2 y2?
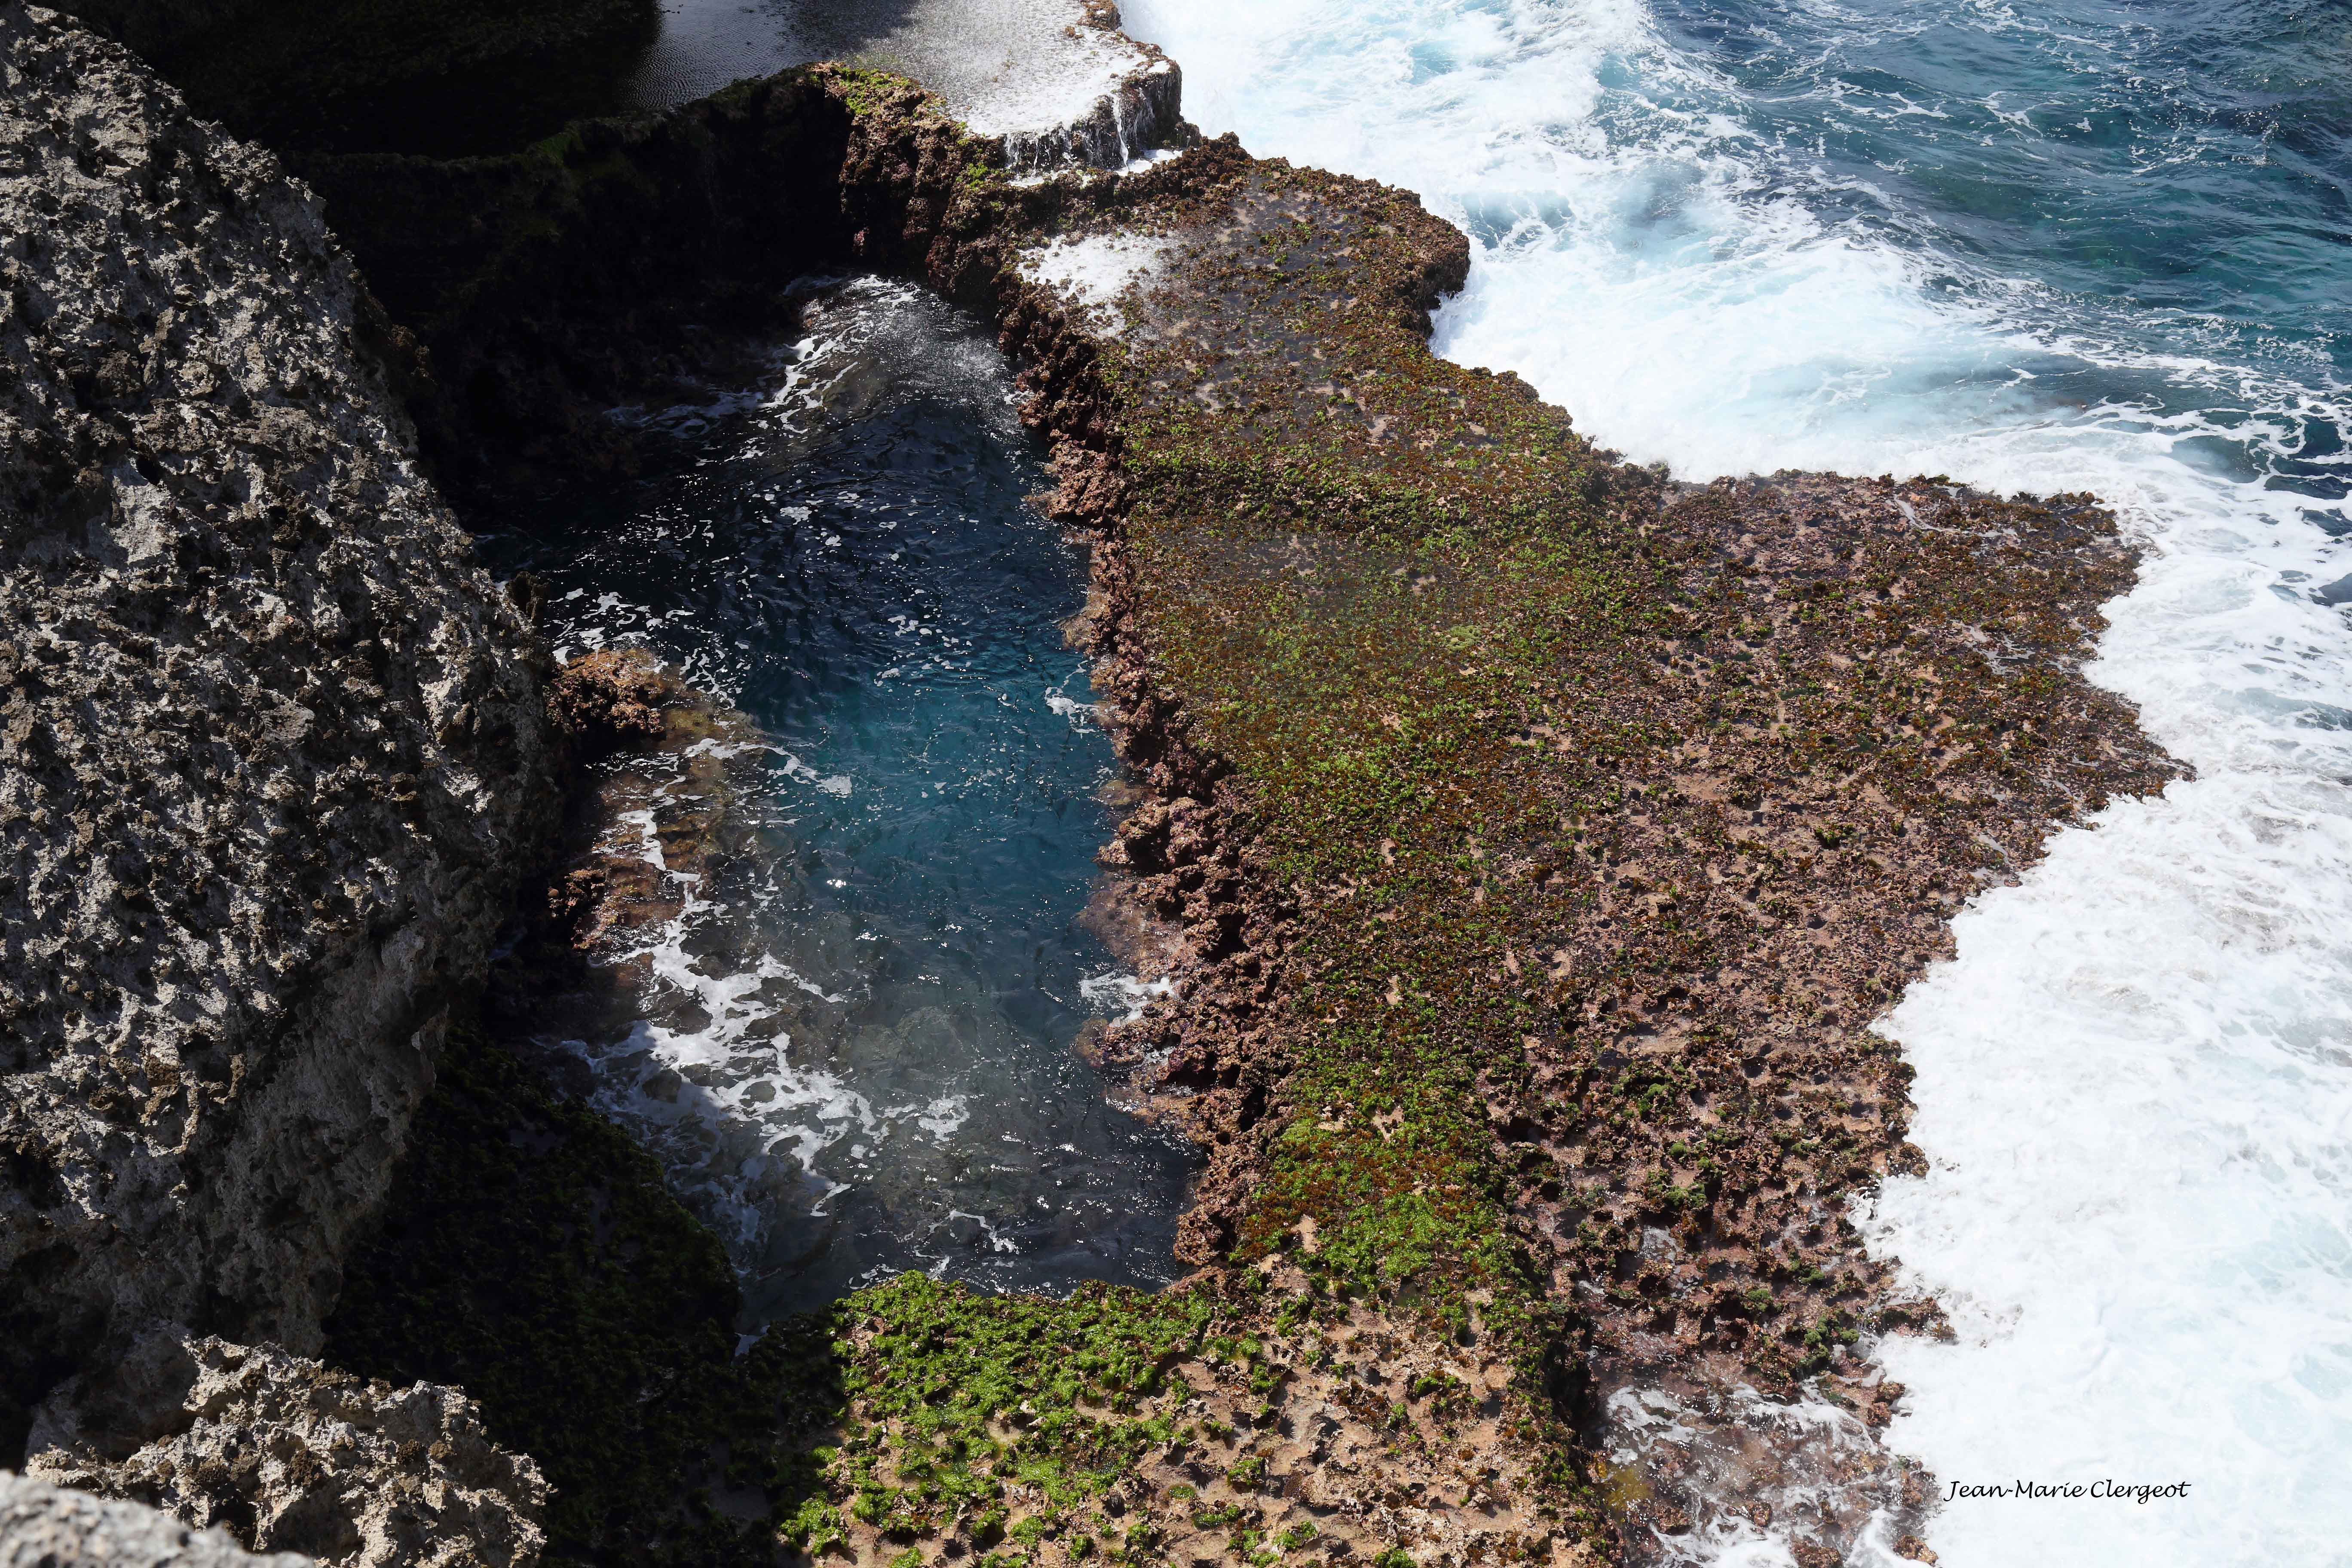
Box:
0 1470 311 1568
26 1336 545 1568
0 2 559 1409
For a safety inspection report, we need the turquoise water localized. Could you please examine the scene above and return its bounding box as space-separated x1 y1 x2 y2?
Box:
479 279 1189 1321
1117 0 2351 1563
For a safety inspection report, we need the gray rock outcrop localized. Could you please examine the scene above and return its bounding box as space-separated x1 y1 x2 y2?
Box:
0 1470 311 1568
26 1335 545 1568
0 0 559 1417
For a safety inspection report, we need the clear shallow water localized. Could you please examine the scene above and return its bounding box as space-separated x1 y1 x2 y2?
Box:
1115 0 2352 1563
480 278 1190 1322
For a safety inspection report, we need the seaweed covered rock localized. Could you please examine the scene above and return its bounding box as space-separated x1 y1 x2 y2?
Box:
0 1470 311 1568
0 2 559 1426
986 142 2178 1559
541 648 671 760
25 1335 545 1568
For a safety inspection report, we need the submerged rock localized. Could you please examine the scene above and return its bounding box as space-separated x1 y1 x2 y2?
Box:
541 646 672 761
0 0 557 1433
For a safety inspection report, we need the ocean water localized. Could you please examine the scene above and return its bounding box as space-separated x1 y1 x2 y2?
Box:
478 278 1191 1322
1113 0 2352 1563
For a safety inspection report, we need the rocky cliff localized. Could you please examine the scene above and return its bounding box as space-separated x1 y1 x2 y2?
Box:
0 0 559 1455
27 1336 545 1567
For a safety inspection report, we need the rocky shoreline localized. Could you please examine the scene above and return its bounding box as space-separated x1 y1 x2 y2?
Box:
974 141 2177 1564
0 3 2179 1565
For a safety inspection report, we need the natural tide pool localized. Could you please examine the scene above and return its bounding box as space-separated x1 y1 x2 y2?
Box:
477 277 1190 1325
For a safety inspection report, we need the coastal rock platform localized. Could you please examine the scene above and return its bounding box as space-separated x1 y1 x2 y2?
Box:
292 60 2173 1565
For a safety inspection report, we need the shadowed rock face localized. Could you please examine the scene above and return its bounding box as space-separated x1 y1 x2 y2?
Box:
56 0 1179 176
47 0 660 156
0 1 559 1432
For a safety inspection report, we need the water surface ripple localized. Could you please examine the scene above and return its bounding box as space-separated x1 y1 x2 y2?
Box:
480 279 1191 1323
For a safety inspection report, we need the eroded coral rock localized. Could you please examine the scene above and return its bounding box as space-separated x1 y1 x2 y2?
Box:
26 1335 545 1568
0 0 557 1407
542 647 671 760
0 1470 311 1568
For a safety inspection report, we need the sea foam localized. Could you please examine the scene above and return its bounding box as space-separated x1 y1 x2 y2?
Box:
1118 0 2352 1560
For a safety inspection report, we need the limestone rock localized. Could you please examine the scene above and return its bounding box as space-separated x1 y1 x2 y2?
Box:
0 2 559 1404
49 0 660 158
0 1470 311 1568
542 647 670 760
27 1335 545 1568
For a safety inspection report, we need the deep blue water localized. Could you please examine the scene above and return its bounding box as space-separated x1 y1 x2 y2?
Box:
1636 0 2352 503
479 279 1190 1321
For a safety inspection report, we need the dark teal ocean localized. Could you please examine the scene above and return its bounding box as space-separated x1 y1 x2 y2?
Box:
481 279 1191 1322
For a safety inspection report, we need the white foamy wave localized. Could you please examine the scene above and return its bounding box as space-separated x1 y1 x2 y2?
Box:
1018 233 1172 336
1119 0 2352 1562
1856 739 2352 1568
1602 1383 1913 1568
1044 667 1102 729
886 1094 974 1141
563 799 873 1253
1020 233 1170 308
1080 969 1178 1023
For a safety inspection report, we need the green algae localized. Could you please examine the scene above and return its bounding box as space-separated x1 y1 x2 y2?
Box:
822 1277 1216 1549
